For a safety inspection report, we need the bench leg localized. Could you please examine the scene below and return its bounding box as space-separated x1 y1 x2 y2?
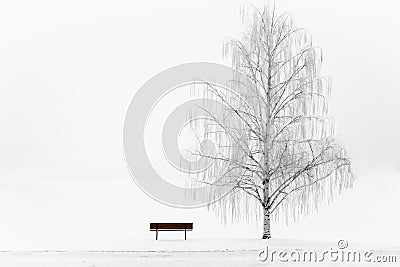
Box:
185 228 187 240
156 229 158 240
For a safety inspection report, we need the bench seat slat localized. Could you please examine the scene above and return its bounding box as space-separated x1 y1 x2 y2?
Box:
150 223 193 230
150 229 193 231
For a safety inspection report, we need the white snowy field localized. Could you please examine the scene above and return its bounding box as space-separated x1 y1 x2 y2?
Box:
1 239 399 267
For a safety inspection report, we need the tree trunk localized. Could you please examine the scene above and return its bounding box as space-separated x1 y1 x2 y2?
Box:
262 51 272 240
262 205 271 239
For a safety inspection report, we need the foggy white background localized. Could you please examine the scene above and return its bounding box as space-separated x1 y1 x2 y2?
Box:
0 0 399 250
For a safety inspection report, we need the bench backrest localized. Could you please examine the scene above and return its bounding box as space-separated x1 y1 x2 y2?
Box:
150 223 193 230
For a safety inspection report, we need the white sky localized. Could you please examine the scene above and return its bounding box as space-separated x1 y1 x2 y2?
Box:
0 0 400 250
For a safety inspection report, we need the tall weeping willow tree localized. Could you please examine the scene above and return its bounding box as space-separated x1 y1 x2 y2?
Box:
188 5 354 239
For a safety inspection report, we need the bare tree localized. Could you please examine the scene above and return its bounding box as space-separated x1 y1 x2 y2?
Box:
188 5 354 239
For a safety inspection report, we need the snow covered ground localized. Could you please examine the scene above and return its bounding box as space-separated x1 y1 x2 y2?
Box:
1 239 398 266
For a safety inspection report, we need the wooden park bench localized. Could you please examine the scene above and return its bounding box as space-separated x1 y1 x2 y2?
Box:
150 223 193 240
